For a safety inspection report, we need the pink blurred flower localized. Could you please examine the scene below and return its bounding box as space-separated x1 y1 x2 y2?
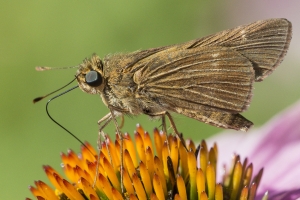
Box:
207 101 300 199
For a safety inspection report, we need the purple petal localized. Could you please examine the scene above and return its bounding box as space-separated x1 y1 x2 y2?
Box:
257 189 300 200
206 100 300 198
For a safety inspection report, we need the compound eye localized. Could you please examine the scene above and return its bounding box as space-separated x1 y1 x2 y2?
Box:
85 70 102 87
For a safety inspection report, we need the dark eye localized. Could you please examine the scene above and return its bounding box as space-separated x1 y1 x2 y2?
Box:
85 70 102 87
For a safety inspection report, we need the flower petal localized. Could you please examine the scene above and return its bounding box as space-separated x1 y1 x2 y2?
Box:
207 100 300 198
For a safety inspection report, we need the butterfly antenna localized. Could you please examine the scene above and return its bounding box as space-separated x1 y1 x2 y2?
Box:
35 65 79 71
33 76 78 103
33 73 95 154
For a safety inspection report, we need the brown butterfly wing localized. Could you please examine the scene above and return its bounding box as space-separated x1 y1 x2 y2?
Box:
133 46 254 130
184 18 292 81
136 46 254 112
129 18 291 81
129 19 292 130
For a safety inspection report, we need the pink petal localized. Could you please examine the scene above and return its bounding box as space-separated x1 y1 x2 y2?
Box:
207 100 300 198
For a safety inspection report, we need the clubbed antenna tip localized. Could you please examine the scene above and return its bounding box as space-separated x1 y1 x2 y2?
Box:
35 66 53 71
33 96 45 103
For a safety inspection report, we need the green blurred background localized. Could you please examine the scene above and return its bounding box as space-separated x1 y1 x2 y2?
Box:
1 1 299 199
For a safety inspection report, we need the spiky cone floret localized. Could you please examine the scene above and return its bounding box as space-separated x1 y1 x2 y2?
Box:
27 124 265 200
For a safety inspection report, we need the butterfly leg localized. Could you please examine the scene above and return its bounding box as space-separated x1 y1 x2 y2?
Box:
93 112 113 188
94 110 125 192
149 111 188 150
107 106 129 194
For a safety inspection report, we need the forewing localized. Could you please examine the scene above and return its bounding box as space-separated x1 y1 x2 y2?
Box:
128 19 291 82
135 46 254 113
124 18 291 130
183 18 292 81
